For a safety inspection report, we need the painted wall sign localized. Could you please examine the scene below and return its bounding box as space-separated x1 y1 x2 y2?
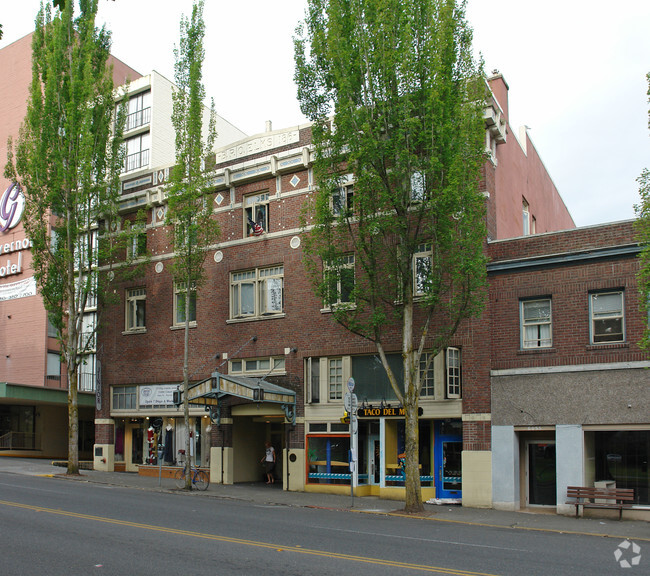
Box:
0 276 36 301
0 183 25 232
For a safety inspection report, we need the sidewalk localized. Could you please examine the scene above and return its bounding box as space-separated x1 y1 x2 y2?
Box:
2 457 649 542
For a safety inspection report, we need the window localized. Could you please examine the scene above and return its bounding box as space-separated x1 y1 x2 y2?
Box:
78 355 96 392
590 291 624 343
324 254 354 308
127 230 147 259
174 283 196 326
521 299 552 348
446 347 461 398
306 357 320 403
419 352 435 397
46 352 61 384
410 171 426 201
126 90 151 131
328 358 343 400
522 199 530 235
125 288 146 331
230 266 283 319
229 356 285 375
332 184 354 216
112 385 137 410
244 192 269 236
125 133 150 172
414 243 432 296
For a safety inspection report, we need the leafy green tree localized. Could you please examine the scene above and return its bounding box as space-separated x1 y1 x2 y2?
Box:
165 0 218 489
635 73 650 349
4 0 128 474
295 0 488 512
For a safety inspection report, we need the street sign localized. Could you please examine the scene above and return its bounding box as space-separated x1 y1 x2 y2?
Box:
347 377 355 392
344 392 358 413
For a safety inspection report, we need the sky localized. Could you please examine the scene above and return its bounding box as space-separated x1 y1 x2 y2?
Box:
1 0 649 228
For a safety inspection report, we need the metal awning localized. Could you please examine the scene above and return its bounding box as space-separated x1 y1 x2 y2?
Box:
184 371 296 425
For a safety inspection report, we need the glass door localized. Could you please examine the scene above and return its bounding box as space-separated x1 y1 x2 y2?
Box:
434 420 462 499
527 442 556 506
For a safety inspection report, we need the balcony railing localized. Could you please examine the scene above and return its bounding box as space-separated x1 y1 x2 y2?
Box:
126 106 151 131
125 148 150 173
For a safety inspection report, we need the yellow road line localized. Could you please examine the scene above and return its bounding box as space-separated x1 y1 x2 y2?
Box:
0 499 499 575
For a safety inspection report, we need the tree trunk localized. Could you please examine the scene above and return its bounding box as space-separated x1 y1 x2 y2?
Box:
402 298 423 512
183 278 192 489
67 368 80 475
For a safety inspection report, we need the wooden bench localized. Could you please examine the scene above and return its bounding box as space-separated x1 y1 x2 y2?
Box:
566 486 635 520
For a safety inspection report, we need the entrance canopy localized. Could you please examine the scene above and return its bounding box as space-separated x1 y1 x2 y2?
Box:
184 371 296 425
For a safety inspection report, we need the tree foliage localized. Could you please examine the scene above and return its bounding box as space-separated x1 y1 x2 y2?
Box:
165 0 218 488
634 72 650 350
4 0 128 473
295 0 488 511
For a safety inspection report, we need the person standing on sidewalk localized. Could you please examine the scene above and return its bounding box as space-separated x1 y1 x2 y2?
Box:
261 441 275 484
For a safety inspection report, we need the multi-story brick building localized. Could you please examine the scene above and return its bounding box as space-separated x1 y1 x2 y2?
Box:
94 73 609 513
0 33 141 458
489 221 649 516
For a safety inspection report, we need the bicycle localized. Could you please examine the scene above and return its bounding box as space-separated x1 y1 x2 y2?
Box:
174 466 209 491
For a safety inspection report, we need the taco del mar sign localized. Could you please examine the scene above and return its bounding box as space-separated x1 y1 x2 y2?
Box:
357 406 423 418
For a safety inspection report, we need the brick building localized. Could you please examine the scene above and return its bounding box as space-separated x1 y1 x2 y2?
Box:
94 73 603 512
489 221 649 515
0 33 141 458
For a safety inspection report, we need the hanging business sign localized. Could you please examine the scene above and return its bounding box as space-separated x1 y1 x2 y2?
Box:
0 183 25 232
356 405 424 418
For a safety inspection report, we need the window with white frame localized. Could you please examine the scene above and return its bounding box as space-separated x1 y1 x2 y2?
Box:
174 283 196 326
229 356 285 375
413 242 432 296
521 299 552 348
419 352 435 397
244 192 269 236
125 132 150 172
305 357 320 403
324 254 354 308
126 90 151 131
78 354 96 392
230 266 284 320
126 229 147 259
446 347 461 398
112 385 137 410
125 287 146 331
590 291 624 343
332 184 354 216
328 357 343 400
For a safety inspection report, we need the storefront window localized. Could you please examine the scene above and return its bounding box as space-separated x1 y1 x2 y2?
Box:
591 430 649 505
306 435 350 484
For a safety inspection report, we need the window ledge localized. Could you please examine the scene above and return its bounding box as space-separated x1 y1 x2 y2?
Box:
227 313 286 324
170 323 197 331
586 342 629 351
122 328 147 335
518 347 556 355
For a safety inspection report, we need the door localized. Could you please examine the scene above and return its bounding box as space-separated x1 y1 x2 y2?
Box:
527 442 556 506
434 420 462 499
367 435 380 485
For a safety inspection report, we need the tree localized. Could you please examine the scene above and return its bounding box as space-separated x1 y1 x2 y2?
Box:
165 0 218 489
4 0 128 474
634 72 650 350
295 0 488 512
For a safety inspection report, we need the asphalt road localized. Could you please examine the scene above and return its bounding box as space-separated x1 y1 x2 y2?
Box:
0 471 644 575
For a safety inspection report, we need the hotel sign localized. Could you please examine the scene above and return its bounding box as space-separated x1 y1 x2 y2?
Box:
0 183 25 232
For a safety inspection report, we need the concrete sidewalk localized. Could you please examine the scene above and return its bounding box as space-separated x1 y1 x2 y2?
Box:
2 457 649 542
